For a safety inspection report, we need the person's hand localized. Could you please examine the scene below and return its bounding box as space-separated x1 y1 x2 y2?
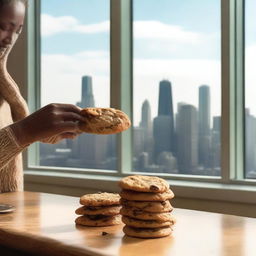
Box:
10 103 85 146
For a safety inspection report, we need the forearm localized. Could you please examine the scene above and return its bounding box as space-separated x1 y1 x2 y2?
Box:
0 126 28 170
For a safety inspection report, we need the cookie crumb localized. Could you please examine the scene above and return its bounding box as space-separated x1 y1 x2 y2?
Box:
102 231 108 236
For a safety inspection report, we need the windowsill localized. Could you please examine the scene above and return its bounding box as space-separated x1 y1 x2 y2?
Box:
24 170 256 204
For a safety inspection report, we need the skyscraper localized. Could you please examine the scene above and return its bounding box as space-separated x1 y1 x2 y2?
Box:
140 100 152 132
153 115 173 160
177 104 198 174
139 100 153 153
77 76 95 107
158 80 174 118
153 80 175 160
198 85 211 167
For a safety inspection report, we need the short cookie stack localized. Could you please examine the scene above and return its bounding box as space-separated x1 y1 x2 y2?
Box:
119 175 175 238
75 192 122 227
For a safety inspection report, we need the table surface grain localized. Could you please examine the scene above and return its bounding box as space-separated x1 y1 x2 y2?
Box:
0 191 255 256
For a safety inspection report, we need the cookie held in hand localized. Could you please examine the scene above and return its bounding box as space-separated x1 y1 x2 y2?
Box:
79 107 131 135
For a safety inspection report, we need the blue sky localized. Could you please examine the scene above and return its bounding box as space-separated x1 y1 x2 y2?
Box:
133 0 219 32
41 0 109 54
41 0 220 58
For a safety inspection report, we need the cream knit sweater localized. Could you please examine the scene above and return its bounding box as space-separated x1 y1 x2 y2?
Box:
0 44 29 193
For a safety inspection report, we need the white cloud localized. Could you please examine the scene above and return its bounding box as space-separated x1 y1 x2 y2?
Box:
41 14 109 36
134 21 202 43
41 14 204 47
74 21 109 34
41 14 78 36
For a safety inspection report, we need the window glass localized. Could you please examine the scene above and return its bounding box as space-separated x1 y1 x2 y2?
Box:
39 0 116 170
245 0 256 178
133 0 221 175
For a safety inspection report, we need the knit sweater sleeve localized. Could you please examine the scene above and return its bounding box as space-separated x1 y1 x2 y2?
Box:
0 126 26 169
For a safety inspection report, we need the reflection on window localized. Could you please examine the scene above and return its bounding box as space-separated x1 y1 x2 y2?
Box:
133 0 221 175
245 0 256 178
39 0 116 170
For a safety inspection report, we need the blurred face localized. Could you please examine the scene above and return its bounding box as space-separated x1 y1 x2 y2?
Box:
0 1 25 56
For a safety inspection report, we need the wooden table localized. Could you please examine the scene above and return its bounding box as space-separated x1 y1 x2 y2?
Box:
0 192 255 256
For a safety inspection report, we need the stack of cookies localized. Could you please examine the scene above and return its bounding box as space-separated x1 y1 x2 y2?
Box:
75 192 122 227
119 175 175 238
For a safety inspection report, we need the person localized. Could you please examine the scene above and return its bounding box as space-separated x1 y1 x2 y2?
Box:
0 0 85 192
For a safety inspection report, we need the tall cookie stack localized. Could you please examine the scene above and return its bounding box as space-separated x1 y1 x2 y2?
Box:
75 192 122 227
119 175 175 238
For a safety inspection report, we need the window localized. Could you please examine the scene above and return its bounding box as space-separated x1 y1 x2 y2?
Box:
38 0 116 170
23 0 256 201
132 0 221 175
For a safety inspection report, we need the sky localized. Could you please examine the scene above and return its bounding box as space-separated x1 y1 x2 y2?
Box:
40 0 256 125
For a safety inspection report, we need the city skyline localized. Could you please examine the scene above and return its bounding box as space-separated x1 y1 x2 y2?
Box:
40 74 222 176
40 73 256 177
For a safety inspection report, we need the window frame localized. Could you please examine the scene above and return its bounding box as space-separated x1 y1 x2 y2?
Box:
20 0 256 205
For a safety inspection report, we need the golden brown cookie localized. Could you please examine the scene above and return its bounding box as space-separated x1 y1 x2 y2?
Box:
122 216 175 228
75 205 121 216
79 192 120 206
75 214 122 227
123 226 172 238
119 175 169 193
120 207 172 221
120 199 172 213
120 189 174 202
79 107 131 135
